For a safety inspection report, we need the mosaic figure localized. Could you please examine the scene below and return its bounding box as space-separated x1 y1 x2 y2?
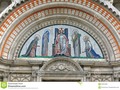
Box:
72 31 81 57
54 28 70 56
22 36 40 57
83 36 101 58
41 31 49 56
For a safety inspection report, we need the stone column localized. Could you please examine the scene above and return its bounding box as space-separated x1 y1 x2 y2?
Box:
86 72 91 82
32 71 37 82
36 74 42 82
83 75 86 82
32 66 39 82
84 67 91 82
36 69 42 82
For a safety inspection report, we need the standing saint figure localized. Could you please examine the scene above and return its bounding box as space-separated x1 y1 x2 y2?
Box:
83 36 101 58
22 36 40 57
55 28 70 56
72 31 81 57
41 31 49 56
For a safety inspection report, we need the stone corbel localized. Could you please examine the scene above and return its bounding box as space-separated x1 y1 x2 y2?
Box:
32 71 37 77
86 72 91 81
86 72 91 77
114 73 118 77
113 72 119 81
3 72 9 81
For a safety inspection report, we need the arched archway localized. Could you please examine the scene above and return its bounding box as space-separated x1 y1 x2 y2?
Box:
0 0 119 61
37 57 84 81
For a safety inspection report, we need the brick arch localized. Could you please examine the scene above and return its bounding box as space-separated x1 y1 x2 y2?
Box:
0 0 120 60
5 14 112 61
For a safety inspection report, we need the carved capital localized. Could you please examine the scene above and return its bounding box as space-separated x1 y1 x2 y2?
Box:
86 72 91 77
3 72 9 77
113 73 118 78
32 71 37 77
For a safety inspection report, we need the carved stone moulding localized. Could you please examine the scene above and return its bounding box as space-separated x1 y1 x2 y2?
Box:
38 57 84 80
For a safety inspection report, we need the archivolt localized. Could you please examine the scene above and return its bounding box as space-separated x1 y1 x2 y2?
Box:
0 0 119 61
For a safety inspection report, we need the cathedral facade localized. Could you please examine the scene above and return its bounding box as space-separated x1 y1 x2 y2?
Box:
0 0 120 82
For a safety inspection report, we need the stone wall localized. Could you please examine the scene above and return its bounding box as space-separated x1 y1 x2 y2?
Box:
0 58 120 82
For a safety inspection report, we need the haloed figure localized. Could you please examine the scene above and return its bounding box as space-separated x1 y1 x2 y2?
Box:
22 36 40 57
83 36 101 58
55 28 70 56
72 31 81 57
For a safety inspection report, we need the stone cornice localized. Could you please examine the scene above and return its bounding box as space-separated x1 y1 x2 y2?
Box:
0 0 29 23
0 57 120 67
94 0 120 20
